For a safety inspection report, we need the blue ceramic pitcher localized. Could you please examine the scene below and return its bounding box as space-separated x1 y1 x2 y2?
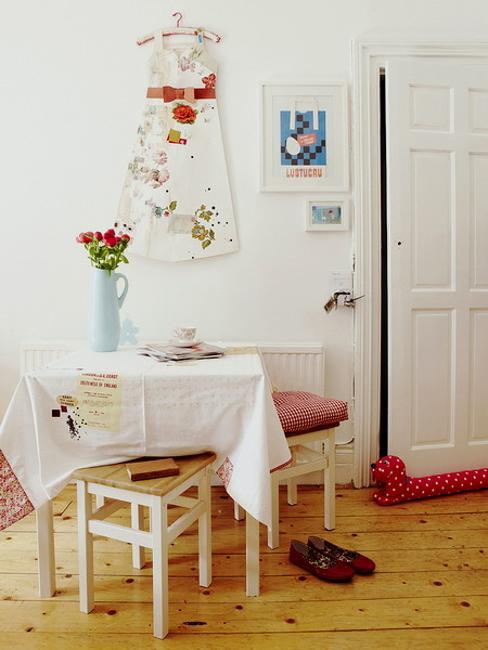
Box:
88 267 129 352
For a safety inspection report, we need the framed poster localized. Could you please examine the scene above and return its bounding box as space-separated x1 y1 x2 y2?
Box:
305 198 350 231
261 83 349 192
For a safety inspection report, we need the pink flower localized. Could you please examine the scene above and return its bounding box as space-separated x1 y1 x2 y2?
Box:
157 151 168 165
179 56 194 72
147 168 170 188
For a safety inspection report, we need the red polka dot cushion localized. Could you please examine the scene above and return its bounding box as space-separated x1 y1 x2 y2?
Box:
272 391 348 433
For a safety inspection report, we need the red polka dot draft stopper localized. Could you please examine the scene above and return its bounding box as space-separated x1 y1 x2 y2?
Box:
371 455 488 506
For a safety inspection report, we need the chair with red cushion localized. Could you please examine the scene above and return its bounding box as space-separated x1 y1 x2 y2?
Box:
267 391 348 548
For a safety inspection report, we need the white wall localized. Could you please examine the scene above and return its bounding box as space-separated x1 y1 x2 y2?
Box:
1 0 487 444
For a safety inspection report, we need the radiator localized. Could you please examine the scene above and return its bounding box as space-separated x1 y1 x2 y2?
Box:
20 340 326 393
20 341 82 374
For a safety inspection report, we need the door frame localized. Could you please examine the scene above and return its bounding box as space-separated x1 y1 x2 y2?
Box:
351 39 488 487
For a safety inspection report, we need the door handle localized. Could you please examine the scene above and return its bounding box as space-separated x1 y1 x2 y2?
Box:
344 293 365 307
324 291 365 312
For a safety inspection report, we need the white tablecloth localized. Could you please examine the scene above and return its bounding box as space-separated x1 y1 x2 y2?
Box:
0 347 291 530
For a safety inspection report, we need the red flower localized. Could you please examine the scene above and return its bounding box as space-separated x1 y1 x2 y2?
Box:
202 73 216 89
104 229 115 238
76 232 93 244
94 231 103 240
172 104 197 124
104 236 117 247
121 234 131 241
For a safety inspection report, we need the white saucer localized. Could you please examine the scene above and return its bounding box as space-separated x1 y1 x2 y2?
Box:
170 339 203 348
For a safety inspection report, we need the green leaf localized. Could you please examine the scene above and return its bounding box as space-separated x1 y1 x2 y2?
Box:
202 239 211 249
169 201 177 211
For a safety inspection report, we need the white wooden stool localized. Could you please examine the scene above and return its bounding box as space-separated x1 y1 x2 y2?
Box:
73 452 215 639
267 426 336 548
234 390 348 549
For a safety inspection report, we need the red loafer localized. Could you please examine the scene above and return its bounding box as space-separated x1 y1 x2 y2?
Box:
289 540 354 582
308 536 376 575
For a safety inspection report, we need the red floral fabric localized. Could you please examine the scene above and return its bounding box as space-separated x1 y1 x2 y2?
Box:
272 391 348 433
0 450 34 531
216 456 234 489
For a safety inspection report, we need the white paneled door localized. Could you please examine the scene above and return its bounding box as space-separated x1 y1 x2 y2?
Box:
387 60 488 474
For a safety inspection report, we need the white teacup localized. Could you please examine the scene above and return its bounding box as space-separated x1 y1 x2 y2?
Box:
174 326 197 342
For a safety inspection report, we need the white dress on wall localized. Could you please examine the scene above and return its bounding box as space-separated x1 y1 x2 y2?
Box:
116 29 238 262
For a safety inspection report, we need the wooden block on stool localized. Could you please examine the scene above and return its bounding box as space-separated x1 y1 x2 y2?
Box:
126 458 179 481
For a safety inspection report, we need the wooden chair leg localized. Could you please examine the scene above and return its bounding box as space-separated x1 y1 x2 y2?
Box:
76 480 94 613
198 468 212 588
267 473 280 549
233 500 245 521
131 503 146 569
37 500 56 598
151 496 169 639
324 429 336 530
287 477 298 505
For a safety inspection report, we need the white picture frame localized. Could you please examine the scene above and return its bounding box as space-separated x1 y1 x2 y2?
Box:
261 83 349 192
305 198 350 231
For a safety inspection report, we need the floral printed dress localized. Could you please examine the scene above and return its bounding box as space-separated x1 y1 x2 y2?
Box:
116 29 238 262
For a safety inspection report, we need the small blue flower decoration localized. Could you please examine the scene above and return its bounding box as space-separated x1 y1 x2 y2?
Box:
119 318 139 346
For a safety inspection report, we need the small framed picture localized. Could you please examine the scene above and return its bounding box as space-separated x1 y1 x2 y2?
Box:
305 198 350 231
261 83 349 192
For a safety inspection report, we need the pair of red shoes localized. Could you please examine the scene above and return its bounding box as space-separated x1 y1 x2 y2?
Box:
289 536 376 582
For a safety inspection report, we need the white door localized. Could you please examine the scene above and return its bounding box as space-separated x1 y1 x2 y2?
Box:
387 59 488 474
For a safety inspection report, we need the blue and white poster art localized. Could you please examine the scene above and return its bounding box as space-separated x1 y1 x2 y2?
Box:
280 110 327 179
261 84 349 192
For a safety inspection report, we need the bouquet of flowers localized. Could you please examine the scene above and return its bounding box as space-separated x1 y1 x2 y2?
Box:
76 229 130 273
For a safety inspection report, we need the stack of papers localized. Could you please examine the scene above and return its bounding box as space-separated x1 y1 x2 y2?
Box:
138 342 225 362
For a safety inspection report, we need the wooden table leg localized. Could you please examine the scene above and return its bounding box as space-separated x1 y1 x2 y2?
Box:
245 511 259 597
37 500 56 597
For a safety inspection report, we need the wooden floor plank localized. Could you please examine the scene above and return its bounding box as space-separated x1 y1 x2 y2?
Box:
2 527 486 557
1 547 487 578
1 597 487 633
2 628 488 650
2 570 488 603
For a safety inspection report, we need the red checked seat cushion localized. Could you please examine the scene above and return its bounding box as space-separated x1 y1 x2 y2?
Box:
272 391 348 434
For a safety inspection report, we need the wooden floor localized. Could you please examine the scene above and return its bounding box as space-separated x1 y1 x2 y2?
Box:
1 485 487 649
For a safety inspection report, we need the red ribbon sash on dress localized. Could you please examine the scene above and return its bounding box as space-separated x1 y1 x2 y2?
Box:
146 86 216 103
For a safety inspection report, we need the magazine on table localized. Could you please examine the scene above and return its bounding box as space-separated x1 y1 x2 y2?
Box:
138 342 226 362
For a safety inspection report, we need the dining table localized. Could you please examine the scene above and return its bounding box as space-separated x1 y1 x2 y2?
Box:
0 345 292 598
